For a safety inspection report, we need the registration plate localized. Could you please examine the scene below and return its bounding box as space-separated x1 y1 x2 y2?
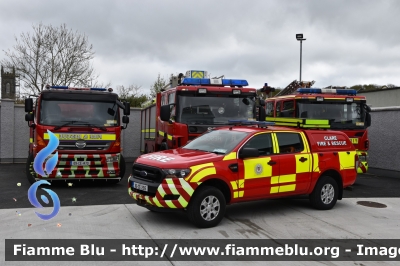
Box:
71 161 90 166
134 182 148 192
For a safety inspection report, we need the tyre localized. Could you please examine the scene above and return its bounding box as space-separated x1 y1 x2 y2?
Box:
26 154 37 184
309 176 338 210
160 142 168 151
187 186 226 228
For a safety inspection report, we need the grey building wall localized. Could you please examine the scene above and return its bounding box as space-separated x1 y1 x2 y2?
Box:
368 107 400 172
358 88 400 108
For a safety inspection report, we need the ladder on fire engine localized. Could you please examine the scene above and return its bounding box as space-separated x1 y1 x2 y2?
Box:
274 80 315 97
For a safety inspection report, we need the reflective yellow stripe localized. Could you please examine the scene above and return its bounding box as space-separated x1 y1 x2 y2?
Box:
165 200 176 208
30 138 33 143
230 181 238 190
167 134 173 141
243 158 272 179
271 176 279 184
159 131 165 136
279 174 296 183
300 132 310 153
187 163 214 180
295 154 311 173
272 133 279 154
158 185 167 198
239 191 244 197
338 151 356 170
234 191 239 198
350 138 359 144
279 184 296 192
191 168 216 183
141 129 156 133
304 119 330 125
223 152 237 161
44 133 116 140
312 153 320 172
270 187 279 194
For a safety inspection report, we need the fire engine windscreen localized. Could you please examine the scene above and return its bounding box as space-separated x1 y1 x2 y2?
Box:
40 100 119 127
183 129 249 154
297 102 366 128
176 95 256 125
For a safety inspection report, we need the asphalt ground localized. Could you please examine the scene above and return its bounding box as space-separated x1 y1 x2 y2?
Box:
1 161 400 210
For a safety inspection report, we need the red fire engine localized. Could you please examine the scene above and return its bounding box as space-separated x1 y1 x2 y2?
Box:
264 80 371 173
129 122 357 228
141 70 266 153
24 85 130 184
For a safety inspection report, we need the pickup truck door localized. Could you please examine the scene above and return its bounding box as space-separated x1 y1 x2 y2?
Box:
272 132 312 195
237 133 279 200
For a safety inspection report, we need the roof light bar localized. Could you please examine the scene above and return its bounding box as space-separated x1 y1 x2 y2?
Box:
228 120 275 126
297 88 357 95
181 78 248 86
49 85 107 91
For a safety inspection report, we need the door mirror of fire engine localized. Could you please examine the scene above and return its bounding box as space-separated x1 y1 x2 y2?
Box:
239 147 259 159
258 106 266 121
25 113 34 122
123 102 130 116
160 105 171 122
365 113 371 127
364 104 371 113
25 98 33 112
258 99 265 107
122 116 129 124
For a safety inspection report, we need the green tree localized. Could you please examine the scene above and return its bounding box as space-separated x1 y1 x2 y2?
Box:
150 73 169 98
116 84 149 108
1 23 99 95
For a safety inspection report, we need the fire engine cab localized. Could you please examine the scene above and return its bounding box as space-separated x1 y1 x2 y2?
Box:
25 85 130 184
265 82 371 174
128 122 357 228
141 70 266 153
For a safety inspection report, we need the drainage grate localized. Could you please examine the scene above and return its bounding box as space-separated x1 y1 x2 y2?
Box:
357 201 387 208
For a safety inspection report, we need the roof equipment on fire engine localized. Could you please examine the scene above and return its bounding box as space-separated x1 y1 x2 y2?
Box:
228 120 275 128
46 85 109 91
275 80 315 97
297 88 357 96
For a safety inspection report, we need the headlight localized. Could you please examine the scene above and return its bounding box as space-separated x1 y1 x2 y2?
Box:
106 154 120 163
162 169 191 178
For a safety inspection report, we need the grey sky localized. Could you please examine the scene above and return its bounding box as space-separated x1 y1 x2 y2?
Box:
1 0 400 95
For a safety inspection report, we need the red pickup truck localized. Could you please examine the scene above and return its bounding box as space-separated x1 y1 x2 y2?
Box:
128 123 357 228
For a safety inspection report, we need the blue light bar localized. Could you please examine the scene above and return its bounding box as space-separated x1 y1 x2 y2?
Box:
181 78 248 86
297 88 357 95
228 120 275 126
222 79 248 86
90 88 107 91
50 85 68 89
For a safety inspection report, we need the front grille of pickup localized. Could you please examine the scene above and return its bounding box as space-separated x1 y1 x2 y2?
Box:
132 163 163 183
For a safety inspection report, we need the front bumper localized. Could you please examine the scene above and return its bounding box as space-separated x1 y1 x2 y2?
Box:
128 174 198 210
31 153 122 180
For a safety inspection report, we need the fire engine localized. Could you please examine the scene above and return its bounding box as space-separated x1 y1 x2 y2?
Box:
140 70 266 153
24 85 130 184
264 80 371 173
128 121 357 228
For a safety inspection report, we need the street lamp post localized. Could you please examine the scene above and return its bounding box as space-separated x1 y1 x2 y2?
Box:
296 33 306 82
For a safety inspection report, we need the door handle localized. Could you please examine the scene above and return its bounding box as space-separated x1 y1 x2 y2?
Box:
268 161 276 166
299 157 308 162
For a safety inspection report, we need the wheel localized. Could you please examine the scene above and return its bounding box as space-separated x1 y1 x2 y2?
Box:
108 154 125 184
309 176 338 210
187 186 226 228
26 154 37 184
160 142 168 151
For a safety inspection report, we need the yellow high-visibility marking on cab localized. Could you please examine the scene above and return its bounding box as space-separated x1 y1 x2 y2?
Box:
44 133 116 140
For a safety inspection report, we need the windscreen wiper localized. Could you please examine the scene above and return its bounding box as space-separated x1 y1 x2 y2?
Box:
54 121 107 131
53 120 80 130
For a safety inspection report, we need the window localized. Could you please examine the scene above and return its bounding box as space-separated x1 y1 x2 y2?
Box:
276 101 282 117
266 101 274 117
242 133 273 156
281 100 295 117
275 132 304 153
